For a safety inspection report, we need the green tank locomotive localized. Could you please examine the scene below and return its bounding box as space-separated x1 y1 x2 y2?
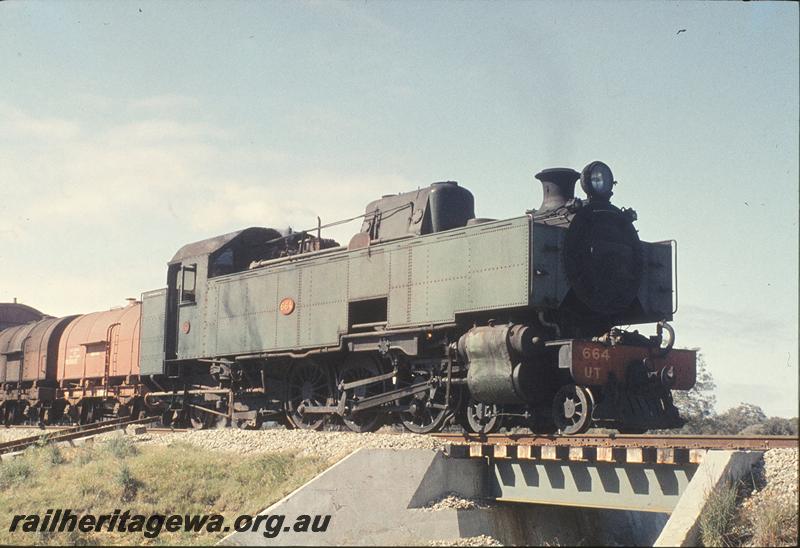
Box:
140 161 695 434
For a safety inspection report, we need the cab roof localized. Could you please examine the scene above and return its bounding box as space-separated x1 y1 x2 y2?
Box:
169 227 281 265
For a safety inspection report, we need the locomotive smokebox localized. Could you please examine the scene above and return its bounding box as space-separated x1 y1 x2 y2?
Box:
535 168 580 214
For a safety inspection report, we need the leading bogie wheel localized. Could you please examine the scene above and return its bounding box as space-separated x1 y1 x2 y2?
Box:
465 400 501 434
552 384 594 435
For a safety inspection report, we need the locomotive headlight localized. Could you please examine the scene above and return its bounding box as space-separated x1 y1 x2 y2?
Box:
580 161 615 200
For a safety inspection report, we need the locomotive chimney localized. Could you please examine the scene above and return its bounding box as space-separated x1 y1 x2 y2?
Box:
534 168 580 214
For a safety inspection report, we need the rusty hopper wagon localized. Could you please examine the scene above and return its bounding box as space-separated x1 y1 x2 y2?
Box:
0 302 47 331
0 315 76 424
56 302 145 423
0 302 146 425
0 162 696 434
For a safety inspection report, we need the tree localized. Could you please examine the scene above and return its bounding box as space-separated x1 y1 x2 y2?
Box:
712 403 768 434
739 416 799 436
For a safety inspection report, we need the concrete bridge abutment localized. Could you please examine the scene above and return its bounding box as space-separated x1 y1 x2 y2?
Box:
220 447 694 546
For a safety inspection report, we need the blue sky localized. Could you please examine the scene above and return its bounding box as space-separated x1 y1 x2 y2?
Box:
1 1 797 416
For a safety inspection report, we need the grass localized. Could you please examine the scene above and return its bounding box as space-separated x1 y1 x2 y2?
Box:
700 480 739 547
0 435 327 546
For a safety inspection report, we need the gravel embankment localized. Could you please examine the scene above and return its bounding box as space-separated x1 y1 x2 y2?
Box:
137 427 444 461
0 427 50 443
740 447 798 510
734 448 798 546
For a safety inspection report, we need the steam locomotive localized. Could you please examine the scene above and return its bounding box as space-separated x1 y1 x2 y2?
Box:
0 162 696 434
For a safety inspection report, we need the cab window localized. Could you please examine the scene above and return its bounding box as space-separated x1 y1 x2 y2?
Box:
179 264 197 303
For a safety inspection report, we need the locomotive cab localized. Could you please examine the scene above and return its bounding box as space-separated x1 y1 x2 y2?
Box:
161 227 284 367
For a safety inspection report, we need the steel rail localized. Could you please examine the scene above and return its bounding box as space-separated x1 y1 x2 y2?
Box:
1 417 127 452
0 416 159 455
4 424 72 431
431 433 799 450
146 427 190 433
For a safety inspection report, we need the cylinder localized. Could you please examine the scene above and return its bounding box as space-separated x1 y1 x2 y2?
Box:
460 325 538 404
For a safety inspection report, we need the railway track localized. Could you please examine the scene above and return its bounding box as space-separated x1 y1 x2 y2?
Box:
431 432 799 451
3 419 795 460
0 416 159 456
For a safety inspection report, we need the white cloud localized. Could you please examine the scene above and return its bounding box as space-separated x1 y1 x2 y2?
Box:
0 99 413 316
185 171 409 242
0 104 81 140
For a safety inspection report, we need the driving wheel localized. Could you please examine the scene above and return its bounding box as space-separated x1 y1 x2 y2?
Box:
286 360 332 430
